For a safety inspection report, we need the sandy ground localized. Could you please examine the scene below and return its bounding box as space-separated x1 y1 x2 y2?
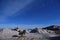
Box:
0 33 58 40
0 37 43 40
1 36 60 40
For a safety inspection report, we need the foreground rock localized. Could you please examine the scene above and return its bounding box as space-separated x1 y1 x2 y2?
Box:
0 37 48 40
0 28 19 39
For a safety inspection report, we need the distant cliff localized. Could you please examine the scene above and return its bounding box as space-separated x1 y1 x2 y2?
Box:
42 25 60 34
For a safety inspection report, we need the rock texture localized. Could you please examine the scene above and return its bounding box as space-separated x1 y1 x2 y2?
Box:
43 25 60 35
0 37 47 40
0 25 60 40
0 28 19 39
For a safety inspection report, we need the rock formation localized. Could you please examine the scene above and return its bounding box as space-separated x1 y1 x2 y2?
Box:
0 25 60 40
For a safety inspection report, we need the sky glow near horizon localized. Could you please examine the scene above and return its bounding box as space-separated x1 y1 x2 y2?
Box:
0 0 60 29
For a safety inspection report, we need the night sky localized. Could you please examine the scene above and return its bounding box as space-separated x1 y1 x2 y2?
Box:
0 0 60 29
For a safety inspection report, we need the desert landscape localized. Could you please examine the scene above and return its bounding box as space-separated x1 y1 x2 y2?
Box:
1 0 60 40
0 25 60 40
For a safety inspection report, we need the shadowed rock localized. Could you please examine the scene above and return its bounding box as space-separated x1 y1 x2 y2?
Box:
49 36 60 40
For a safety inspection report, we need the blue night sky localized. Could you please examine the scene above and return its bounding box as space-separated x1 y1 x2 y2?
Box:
0 0 60 29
